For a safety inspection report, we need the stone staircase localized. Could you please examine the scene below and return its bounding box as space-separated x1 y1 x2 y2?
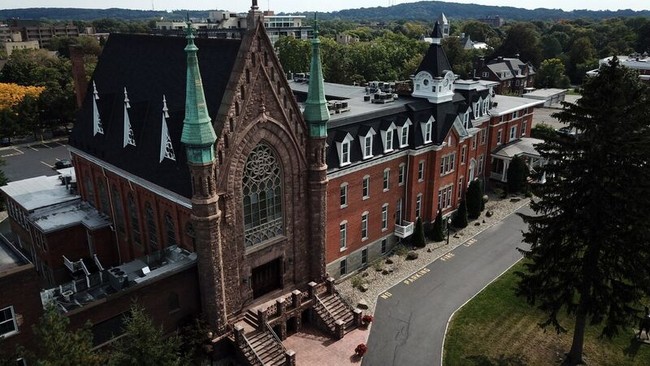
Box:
313 292 356 335
241 329 286 366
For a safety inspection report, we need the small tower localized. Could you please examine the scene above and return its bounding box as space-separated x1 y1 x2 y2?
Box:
303 15 329 280
180 19 227 334
412 21 455 104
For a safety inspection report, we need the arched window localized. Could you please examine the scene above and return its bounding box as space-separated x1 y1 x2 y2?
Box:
85 176 95 207
145 202 158 252
242 144 283 246
97 179 109 215
112 185 125 234
164 212 177 247
127 193 142 248
185 222 196 251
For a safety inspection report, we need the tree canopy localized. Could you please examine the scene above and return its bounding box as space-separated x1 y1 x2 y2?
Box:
517 58 650 365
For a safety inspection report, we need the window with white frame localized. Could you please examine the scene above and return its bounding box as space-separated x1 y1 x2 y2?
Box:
463 111 470 129
361 212 369 240
461 146 466 164
458 177 464 198
340 183 348 207
418 161 425 181
399 120 411 147
472 136 477 150
383 169 390 191
474 103 479 118
381 204 389 230
482 71 489 78
478 154 484 174
0 306 18 338
512 110 519 119
415 194 422 218
480 128 486 145
398 164 406 186
362 175 370 199
337 134 353 166
437 185 453 210
522 120 527 136
421 118 433 143
339 221 347 250
440 153 456 175
483 99 489 114
385 129 394 152
497 129 502 145
509 125 517 141
363 135 373 159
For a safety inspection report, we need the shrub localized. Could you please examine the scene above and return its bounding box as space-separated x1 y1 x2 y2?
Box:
431 210 445 242
355 343 368 357
412 217 426 248
452 195 468 229
394 244 408 257
507 155 529 194
466 180 482 220
351 275 364 289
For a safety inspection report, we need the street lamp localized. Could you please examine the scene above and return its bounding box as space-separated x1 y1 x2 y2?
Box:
446 217 452 245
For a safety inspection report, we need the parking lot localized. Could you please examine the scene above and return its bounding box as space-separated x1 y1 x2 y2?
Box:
0 139 71 182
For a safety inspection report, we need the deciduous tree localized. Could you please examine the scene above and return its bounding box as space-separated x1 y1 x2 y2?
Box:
517 58 650 365
535 58 571 89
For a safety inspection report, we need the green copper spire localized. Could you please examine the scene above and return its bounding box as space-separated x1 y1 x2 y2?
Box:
303 13 329 138
180 18 217 164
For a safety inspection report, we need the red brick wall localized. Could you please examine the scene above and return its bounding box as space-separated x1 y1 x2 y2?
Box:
0 265 43 354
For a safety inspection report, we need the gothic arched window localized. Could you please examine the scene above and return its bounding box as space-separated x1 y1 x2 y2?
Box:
111 185 125 234
242 144 283 246
97 179 109 215
85 176 95 207
145 202 158 252
164 212 177 247
127 193 142 248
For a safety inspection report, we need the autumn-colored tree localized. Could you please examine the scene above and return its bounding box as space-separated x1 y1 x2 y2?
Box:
0 82 45 111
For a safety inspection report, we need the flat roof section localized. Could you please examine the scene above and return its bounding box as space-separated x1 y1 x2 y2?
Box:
0 240 28 272
0 174 79 211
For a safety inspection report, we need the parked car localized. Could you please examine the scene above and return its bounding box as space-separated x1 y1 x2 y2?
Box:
54 160 72 169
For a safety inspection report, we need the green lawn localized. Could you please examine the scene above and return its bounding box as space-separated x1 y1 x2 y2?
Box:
444 261 650 366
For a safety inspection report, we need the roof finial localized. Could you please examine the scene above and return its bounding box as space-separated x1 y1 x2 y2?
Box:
313 13 319 38
251 0 259 11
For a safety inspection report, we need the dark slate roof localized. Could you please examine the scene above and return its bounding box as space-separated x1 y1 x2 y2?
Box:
430 21 443 39
69 34 242 199
416 41 452 78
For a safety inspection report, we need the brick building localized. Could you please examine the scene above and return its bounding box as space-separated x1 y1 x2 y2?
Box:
475 56 536 96
0 2 544 363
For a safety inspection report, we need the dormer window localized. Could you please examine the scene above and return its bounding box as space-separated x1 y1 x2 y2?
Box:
463 111 470 129
359 127 376 160
399 119 412 148
474 102 480 118
336 133 354 166
421 117 433 143
482 99 489 115
381 123 397 153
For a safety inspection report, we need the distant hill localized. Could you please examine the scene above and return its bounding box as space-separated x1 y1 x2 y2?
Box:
1 1 648 22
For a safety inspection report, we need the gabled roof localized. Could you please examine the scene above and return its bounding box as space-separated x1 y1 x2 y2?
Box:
69 34 242 198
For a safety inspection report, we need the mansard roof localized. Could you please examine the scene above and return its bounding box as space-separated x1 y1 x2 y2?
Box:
69 33 242 198
416 39 453 78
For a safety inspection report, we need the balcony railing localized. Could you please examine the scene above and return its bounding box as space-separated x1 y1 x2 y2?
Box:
395 221 414 238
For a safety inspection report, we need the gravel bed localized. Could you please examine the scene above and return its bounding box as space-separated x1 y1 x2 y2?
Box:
336 193 531 314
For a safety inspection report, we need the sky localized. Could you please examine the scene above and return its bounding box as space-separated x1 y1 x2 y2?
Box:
0 0 647 13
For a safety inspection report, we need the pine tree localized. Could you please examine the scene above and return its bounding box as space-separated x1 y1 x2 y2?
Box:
517 58 650 365
412 217 426 248
32 304 104 366
506 155 529 194
109 303 184 366
431 210 445 242
452 195 468 228
466 179 482 219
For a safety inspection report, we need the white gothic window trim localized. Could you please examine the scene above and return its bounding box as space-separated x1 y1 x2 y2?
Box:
242 144 284 247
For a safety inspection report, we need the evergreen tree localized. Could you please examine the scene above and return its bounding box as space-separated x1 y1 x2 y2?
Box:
466 179 482 220
506 155 529 194
452 195 468 229
412 217 426 248
431 210 445 242
32 304 104 366
109 303 184 366
517 58 650 365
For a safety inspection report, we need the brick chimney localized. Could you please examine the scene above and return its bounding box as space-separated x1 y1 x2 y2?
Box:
69 45 88 108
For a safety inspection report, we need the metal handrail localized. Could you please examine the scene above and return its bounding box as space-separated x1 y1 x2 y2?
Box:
265 322 287 354
241 333 264 366
314 295 337 331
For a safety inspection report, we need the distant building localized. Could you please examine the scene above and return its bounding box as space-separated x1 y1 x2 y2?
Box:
0 30 40 56
586 53 650 82
7 20 79 48
336 33 359 44
475 56 536 96
155 10 311 44
477 15 504 28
